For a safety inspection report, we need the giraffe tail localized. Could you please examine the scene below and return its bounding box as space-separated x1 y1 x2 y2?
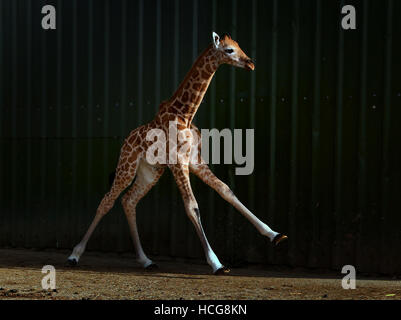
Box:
108 170 137 187
108 171 116 187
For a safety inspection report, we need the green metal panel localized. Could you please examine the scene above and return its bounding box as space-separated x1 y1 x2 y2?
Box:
288 0 299 267
0 0 400 274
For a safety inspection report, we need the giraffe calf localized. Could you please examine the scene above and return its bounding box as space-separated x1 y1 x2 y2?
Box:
68 32 287 274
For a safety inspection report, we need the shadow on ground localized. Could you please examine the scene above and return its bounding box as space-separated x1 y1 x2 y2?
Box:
0 247 397 281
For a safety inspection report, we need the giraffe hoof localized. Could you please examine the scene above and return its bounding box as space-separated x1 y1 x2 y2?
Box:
273 234 288 246
67 258 78 266
145 263 159 271
214 266 230 275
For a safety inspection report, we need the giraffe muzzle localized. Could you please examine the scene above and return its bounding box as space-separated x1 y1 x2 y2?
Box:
245 59 255 71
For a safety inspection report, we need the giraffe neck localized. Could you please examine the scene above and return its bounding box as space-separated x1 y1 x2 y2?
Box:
158 44 220 126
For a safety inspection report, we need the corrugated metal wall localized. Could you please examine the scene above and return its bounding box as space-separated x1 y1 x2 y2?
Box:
0 0 400 274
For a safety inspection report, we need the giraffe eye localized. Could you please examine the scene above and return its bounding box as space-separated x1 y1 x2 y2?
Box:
225 49 234 54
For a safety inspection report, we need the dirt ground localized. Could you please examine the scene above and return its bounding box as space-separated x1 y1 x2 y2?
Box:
0 248 400 300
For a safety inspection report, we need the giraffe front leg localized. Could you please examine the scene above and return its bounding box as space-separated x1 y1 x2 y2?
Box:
170 164 229 275
190 162 288 246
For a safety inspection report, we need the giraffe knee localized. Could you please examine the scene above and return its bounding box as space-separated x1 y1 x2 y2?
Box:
121 194 136 214
191 208 205 225
194 208 201 220
97 192 118 216
97 202 114 216
219 182 235 198
121 193 130 207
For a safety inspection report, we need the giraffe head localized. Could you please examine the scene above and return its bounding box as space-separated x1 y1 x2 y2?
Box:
212 32 255 71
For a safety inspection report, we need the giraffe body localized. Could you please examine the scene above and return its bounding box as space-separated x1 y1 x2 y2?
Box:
68 33 287 274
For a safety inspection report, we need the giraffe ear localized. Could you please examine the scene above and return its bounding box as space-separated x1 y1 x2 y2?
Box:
212 31 220 48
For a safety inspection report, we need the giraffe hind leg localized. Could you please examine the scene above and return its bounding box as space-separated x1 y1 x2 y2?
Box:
190 162 287 244
121 160 165 269
67 154 140 265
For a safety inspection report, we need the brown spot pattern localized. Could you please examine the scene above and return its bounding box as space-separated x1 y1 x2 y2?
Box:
201 70 210 80
193 83 201 91
182 91 189 103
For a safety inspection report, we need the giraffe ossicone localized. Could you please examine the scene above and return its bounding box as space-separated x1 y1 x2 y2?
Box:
68 32 287 274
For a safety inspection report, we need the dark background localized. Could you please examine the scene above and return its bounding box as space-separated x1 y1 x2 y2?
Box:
0 0 400 275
